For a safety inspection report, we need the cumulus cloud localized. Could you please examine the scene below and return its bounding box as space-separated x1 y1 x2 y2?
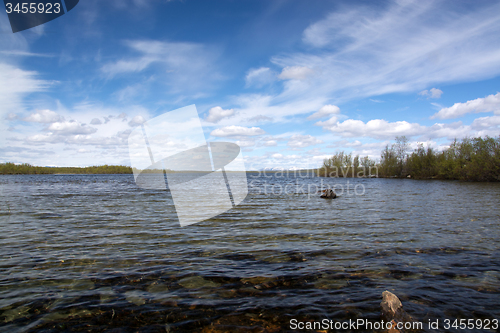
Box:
278 66 314 80
236 140 255 147
264 140 277 146
25 133 62 144
319 115 500 141
245 67 276 87
210 125 265 137
47 121 98 135
471 115 500 130
431 92 500 119
323 119 424 140
419 88 443 99
23 110 64 123
287 134 323 148
90 118 102 125
345 140 363 147
315 116 338 127
128 115 147 127
205 106 234 123
308 104 340 120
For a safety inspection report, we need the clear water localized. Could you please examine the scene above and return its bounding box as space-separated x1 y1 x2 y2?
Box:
1 174 499 332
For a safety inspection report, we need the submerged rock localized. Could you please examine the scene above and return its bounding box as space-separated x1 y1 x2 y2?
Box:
178 276 221 289
320 189 337 199
125 290 147 306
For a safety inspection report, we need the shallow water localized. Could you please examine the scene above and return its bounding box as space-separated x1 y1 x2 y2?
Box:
0 174 499 332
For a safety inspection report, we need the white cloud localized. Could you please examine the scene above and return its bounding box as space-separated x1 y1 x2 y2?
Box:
320 114 500 141
278 66 314 80
315 116 338 127
236 140 255 147
47 121 98 135
431 92 500 119
210 125 265 137
323 119 424 139
264 140 277 146
245 67 276 87
128 115 147 127
25 133 62 144
419 88 443 98
431 89 443 99
287 134 323 148
471 115 500 130
90 118 102 125
0 51 54 57
308 104 340 120
205 106 234 123
345 140 363 147
23 110 64 123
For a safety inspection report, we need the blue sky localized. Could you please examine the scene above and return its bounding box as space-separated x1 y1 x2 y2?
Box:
1 0 500 170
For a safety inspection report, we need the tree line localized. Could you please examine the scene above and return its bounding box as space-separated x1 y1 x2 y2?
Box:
0 163 133 175
319 136 500 181
2 135 499 181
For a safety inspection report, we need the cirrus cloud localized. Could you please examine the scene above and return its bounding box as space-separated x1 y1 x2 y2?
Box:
245 67 276 87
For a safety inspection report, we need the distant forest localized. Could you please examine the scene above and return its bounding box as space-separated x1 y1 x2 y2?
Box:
319 136 500 181
2 136 499 181
0 163 133 175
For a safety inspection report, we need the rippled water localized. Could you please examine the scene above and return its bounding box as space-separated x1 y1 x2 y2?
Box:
1 174 499 332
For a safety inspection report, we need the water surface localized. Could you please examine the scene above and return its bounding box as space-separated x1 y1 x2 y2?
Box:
1 174 499 332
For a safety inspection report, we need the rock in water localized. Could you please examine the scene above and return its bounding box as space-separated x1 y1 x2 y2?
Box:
380 291 419 333
320 189 337 199
381 291 403 320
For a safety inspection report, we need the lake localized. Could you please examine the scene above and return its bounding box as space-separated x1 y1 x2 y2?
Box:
1 174 499 332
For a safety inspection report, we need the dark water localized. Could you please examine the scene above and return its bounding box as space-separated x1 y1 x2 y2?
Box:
0 174 499 332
